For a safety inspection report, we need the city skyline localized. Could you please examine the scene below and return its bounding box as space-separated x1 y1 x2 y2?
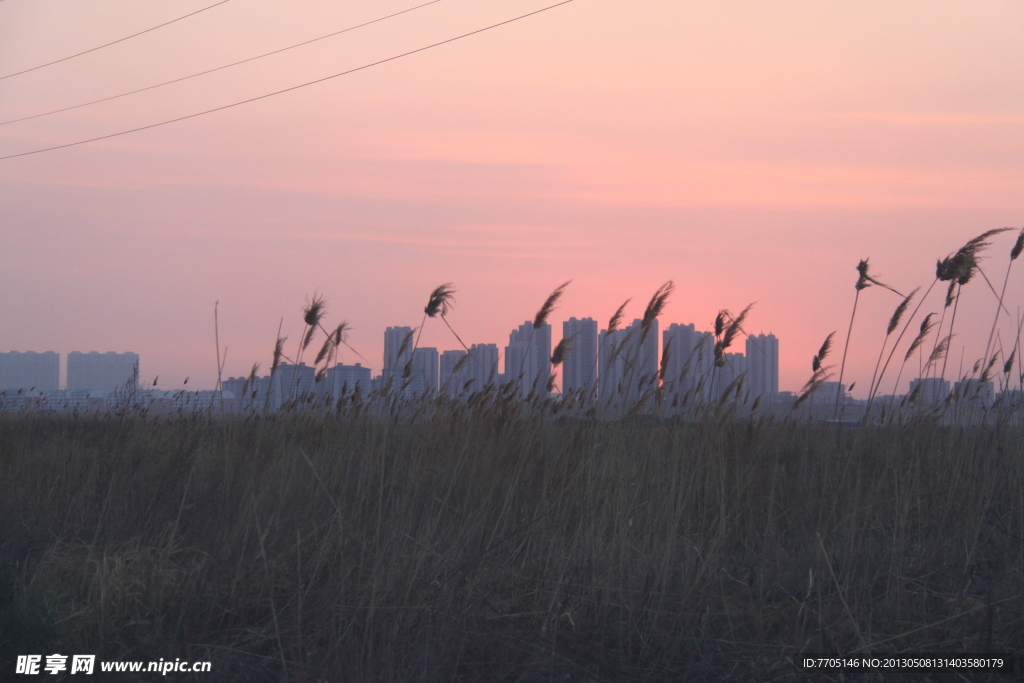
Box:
0 311 1012 404
3 1 1024 398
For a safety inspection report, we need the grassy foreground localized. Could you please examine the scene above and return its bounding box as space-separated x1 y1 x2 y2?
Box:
1 407 1022 681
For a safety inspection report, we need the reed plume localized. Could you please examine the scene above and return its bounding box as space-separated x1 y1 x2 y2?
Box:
271 336 287 374
242 362 260 395
980 353 999 384
855 257 902 295
980 228 1024 382
397 329 415 360
295 293 328 382
714 310 727 338
330 322 348 346
792 331 837 409
659 338 671 383
887 288 917 335
424 283 455 318
925 334 952 373
551 336 572 367
723 303 753 350
1012 229 1024 261
607 299 630 333
302 292 327 328
794 370 829 408
714 304 754 367
301 290 325 352
836 259 903 419
812 331 835 373
866 288 918 403
314 337 333 366
936 228 1012 285
641 281 673 337
928 230 1010 385
904 313 936 362
534 281 571 329
302 326 317 352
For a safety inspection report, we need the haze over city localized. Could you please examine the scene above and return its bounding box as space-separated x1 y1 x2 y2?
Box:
3 0 1024 396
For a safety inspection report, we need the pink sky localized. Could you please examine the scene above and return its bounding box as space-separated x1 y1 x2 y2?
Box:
2 0 1024 395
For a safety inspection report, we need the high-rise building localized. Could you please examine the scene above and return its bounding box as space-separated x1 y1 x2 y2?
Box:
599 328 627 402
953 378 994 406
600 319 658 405
271 362 315 407
662 324 714 404
383 326 414 386
440 350 468 396
326 363 371 398
746 333 779 397
505 322 551 396
562 317 597 397
714 352 748 399
466 343 499 393
67 351 138 393
0 351 59 391
909 377 949 405
810 381 846 406
407 347 439 397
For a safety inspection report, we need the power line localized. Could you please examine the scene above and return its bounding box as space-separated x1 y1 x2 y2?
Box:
0 0 234 81
0 0 440 127
0 0 575 161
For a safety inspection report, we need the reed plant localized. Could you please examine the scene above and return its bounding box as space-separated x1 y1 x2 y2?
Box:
2 404 1022 681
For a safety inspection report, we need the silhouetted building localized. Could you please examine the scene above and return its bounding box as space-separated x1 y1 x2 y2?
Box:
407 347 439 397
810 381 845 406
271 362 315 407
505 322 551 396
600 319 658 405
714 352 748 400
0 351 59 391
325 363 371 399
953 378 994 406
383 326 414 385
661 323 714 404
467 343 499 393
746 333 779 397
908 377 949 405
67 351 138 393
562 317 597 397
440 350 469 396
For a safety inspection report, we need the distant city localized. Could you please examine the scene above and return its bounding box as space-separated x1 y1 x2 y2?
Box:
1 319 1016 419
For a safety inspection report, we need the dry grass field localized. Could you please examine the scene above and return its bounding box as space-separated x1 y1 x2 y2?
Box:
2 404 1022 681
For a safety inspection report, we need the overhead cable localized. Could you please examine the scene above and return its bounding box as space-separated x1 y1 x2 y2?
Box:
0 0 234 81
0 0 440 127
0 0 575 161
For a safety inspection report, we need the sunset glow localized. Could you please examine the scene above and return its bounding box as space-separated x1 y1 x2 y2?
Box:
3 0 1023 395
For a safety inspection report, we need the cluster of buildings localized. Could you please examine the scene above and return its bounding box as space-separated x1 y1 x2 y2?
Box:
8 321 1012 418
0 351 144 412
0 351 116 411
0 320 779 413
303 318 782 407
0 351 138 393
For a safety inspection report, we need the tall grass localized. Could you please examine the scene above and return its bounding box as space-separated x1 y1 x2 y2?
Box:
4 229 1024 681
2 405 1023 681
